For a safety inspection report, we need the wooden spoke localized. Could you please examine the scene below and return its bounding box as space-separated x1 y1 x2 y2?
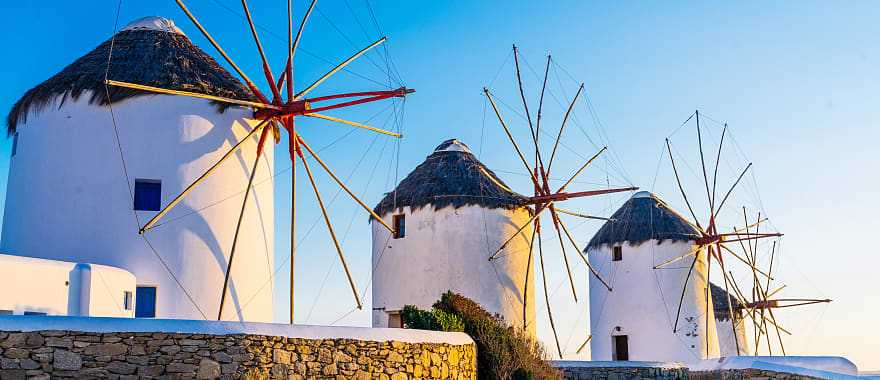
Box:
483 88 542 188
512 45 541 168
522 226 537 332
297 142 362 310
488 203 552 261
554 207 611 221
174 0 269 103
478 166 516 194
105 80 278 110
549 209 578 302
718 243 773 280
575 335 592 354
696 111 714 226
289 118 297 324
295 37 387 100
733 217 769 233
557 214 612 291
140 119 270 234
537 229 564 359
672 254 699 333
535 55 551 156
557 146 606 193
714 246 742 354
653 245 702 269
766 285 786 299
295 136 395 234
303 113 401 138
713 163 753 217
546 84 584 176
218 126 270 320
666 138 703 231
710 124 727 210
240 0 280 101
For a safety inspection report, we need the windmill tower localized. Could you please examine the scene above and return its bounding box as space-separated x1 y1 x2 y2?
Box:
586 191 720 362
370 139 536 335
2 17 275 321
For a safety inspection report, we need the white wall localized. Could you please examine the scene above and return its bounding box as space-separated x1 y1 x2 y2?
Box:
588 240 719 363
1 93 274 322
0 254 135 317
716 312 750 356
371 205 536 335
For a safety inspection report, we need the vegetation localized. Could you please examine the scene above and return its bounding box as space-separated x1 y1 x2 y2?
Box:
402 291 562 380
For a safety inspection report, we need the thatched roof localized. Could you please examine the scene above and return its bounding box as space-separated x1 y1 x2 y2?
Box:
712 282 744 321
6 16 254 135
373 139 526 217
587 191 701 249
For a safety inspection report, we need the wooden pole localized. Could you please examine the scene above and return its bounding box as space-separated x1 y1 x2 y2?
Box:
546 84 584 176
705 243 712 357
535 55 552 159
576 335 592 354
140 119 270 234
296 136 395 233
174 0 269 103
537 223 563 359
240 0 281 102
557 146 606 193
303 113 402 138
483 88 542 189
665 139 704 231
696 111 714 218
217 127 270 320
512 45 542 169
710 124 727 209
715 244 742 355
549 209 578 302
554 207 610 221
289 118 297 324
672 253 699 333
653 245 702 269
295 37 387 100
713 163 752 217
556 215 612 291
105 80 277 110
522 225 537 332
297 143 362 309
488 202 553 261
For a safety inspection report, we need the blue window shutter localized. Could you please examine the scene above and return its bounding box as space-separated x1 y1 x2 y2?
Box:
134 179 162 211
135 286 157 318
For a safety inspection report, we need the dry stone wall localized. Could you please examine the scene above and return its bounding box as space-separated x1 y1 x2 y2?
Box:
0 330 475 379
554 364 688 380
690 369 823 380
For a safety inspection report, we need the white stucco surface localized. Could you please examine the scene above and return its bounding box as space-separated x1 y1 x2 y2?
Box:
715 312 749 356
691 356 860 378
371 204 535 335
0 315 474 346
0 253 135 317
1 93 274 322
588 240 719 362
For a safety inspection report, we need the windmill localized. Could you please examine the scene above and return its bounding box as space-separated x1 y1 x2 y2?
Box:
105 0 413 322
482 46 638 358
657 110 830 356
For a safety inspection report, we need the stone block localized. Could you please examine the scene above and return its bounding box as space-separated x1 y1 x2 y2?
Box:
52 350 82 371
198 358 221 379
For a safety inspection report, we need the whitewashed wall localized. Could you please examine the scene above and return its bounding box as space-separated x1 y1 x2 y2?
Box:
716 312 750 356
371 205 536 336
0 253 135 317
1 93 274 322
588 240 719 363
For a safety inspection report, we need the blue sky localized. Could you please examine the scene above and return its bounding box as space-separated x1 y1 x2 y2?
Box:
1 0 877 369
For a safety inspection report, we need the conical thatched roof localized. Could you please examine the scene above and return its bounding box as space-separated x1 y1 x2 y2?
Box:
587 191 701 249
6 16 254 135
711 282 744 321
373 139 526 217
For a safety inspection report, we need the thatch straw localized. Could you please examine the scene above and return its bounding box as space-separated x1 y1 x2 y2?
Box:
587 192 701 249
7 29 254 135
373 139 526 217
711 282 744 321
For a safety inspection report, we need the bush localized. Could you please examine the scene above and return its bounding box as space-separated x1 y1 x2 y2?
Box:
404 291 562 380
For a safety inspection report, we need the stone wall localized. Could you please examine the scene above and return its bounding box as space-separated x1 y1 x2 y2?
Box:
0 330 476 379
690 369 823 380
554 364 688 380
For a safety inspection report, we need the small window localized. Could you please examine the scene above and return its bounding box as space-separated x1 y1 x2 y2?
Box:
612 246 623 261
392 214 405 239
0 310 13 315
388 311 402 328
612 335 629 360
24 311 47 316
123 291 133 311
11 132 18 157
135 286 157 318
134 179 162 211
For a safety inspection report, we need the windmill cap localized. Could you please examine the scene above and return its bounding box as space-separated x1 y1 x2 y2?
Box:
122 16 184 35
434 139 473 154
631 191 654 199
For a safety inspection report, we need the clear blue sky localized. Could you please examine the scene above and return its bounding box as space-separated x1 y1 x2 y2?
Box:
1 0 877 370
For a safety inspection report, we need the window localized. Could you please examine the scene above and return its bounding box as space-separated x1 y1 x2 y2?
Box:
0 310 12 315
135 286 157 318
134 179 162 211
612 335 629 361
123 291 133 311
24 311 47 316
388 311 402 328
612 246 623 262
392 214 405 239
11 132 18 157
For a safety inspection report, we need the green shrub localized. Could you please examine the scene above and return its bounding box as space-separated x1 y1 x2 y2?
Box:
409 291 563 380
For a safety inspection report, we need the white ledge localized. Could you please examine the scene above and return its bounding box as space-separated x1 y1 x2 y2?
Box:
0 315 474 346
